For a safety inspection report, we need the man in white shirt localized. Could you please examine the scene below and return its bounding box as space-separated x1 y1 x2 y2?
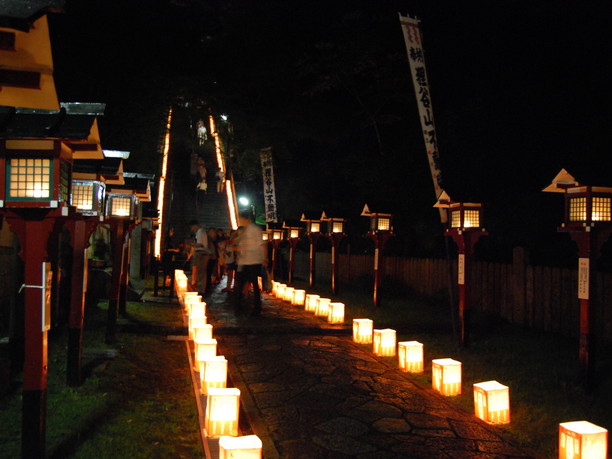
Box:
234 210 267 315
189 220 210 295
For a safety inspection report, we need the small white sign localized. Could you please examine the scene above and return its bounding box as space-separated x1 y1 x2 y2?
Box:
458 254 465 285
578 257 589 300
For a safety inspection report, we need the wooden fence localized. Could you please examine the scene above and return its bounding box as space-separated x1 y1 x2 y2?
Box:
292 248 612 343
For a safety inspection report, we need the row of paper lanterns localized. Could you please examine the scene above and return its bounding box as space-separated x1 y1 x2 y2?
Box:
270 281 608 458
175 270 262 458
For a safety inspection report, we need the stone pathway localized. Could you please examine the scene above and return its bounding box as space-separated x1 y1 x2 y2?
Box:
205 289 535 459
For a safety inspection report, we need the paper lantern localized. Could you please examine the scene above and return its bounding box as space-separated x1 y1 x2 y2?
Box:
315 298 331 317
189 316 207 340
184 294 202 314
195 339 218 372
353 319 373 344
194 324 213 342
219 435 262 459
432 358 462 396
283 287 295 302
271 281 280 295
205 388 240 437
276 284 287 299
398 341 423 373
183 291 200 309
373 329 396 357
292 289 306 306
559 421 608 459
305 294 320 313
191 301 206 318
199 355 228 394
327 302 345 324
473 380 510 424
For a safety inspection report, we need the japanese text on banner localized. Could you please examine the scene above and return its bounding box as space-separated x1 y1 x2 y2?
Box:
260 148 278 223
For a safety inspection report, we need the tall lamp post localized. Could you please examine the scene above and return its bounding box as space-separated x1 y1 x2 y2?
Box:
321 212 346 295
543 169 612 388
301 212 322 287
283 221 301 284
434 191 487 347
361 204 393 307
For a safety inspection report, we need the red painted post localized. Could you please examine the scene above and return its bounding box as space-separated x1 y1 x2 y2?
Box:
287 238 299 284
106 219 125 344
328 234 345 296
119 237 131 316
308 233 320 287
371 232 391 308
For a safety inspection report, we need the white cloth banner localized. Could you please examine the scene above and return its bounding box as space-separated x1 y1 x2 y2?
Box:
399 14 446 221
260 148 278 223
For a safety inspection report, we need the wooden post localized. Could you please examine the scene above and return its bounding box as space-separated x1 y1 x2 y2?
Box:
308 233 320 287
288 238 298 284
106 219 125 344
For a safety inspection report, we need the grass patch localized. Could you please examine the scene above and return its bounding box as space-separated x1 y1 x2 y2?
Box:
291 279 612 458
0 301 200 458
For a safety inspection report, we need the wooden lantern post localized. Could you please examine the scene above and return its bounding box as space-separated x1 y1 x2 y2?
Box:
543 169 612 389
282 221 301 284
434 192 487 347
361 204 393 307
321 212 346 295
267 227 283 281
301 213 321 287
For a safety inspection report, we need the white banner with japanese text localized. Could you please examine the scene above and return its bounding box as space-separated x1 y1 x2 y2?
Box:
399 14 446 221
260 147 278 223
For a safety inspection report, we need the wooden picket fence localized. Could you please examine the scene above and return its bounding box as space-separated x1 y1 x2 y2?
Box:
292 248 612 343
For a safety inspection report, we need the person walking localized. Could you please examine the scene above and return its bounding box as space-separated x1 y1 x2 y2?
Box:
189 220 211 296
234 210 267 315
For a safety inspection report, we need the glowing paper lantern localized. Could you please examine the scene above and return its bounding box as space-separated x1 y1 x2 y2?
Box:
183 291 200 310
305 294 320 313
473 380 510 424
283 287 294 302
559 421 608 459
398 341 423 373
276 284 287 299
184 294 202 314
315 298 331 317
292 289 306 306
194 324 213 342
205 388 240 437
271 282 280 295
191 301 206 318
189 316 207 340
327 302 345 324
195 339 218 372
353 319 373 344
373 329 396 357
219 435 263 459
432 358 462 396
199 355 228 394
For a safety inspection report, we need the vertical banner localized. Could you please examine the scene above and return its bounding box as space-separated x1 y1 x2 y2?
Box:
399 14 446 222
578 257 589 300
260 147 278 223
457 253 465 285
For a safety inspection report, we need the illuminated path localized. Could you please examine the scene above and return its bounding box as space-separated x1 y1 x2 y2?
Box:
204 288 534 458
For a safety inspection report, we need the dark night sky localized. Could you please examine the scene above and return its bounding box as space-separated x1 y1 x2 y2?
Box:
48 0 612 265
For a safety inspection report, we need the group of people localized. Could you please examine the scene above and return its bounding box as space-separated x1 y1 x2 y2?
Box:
189 210 267 315
195 156 225 194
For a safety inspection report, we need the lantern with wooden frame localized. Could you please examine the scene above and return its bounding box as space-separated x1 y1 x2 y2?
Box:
301 212 322 287
267 226 284 280
106 192 137 218
199 355 228 395
473 380 510 425
432 358 462 396
321 212 347 295
205 388 241 437
398 341 424 373
373 329 396 357
544 169 612 388
261 231 269 241
361 204 394 307
70 179 105 216
434 192 487 348
283 220 302 283
219 435 263 459
353 319 373 344
559 421 608 459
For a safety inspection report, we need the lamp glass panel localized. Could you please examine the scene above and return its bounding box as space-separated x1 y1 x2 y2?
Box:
451 210 461 228
332 221 344 233
463 210 480 228
7 158 52 199
377 217 390 231
310 222 320 233
592 197 611 222
110 196 132 217
72 183 94 210
569 197 587 221
262 232 269 241
273 231 281 240
290 229 299 238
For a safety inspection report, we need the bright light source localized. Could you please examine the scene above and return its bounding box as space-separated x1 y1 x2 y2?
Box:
238 196 250 206
221 114 228 121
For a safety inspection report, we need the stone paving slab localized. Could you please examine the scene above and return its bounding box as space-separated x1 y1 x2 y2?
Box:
205 289 536 458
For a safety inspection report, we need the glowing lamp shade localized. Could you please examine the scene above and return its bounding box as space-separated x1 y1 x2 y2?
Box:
305 294 320 313
473 380 510 424
189 316 208 340
271 282 279 295
71 180 105 215
449 203 482 229
559 421 608 459
194 324 213 342
271 229 282 240
219 435 263 459
7 158 52 200
315 297 331 317
191 301 206 318
289 228 300 239
432 358 462 396
370 215 391 232
398 341 424 373
332 221 344 233
283 287 294 302
373 329 396 357
184 294 202 315
205 388 241 437
276 284 286 299
195 339 218 372
309 221 320 233
107 194 135 217
199 356 228 395
292 289 306 306
262 232 269 241
353 319 373 344
327 302 345 324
